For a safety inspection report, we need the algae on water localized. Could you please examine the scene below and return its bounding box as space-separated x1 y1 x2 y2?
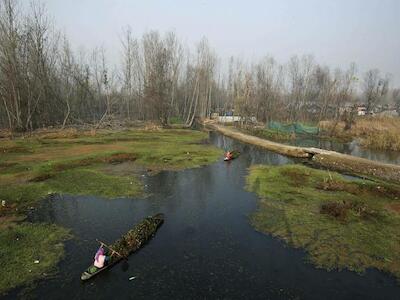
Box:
246 164 400 280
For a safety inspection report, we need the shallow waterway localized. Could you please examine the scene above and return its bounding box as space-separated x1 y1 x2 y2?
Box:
288 137 400 165
6 132 400 299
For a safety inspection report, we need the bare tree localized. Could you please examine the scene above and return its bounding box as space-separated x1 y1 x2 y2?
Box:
393 88 400 115
1 0 400 133
363 69 390 114
184 38 216 126
287 55 315 122
255 57 283 123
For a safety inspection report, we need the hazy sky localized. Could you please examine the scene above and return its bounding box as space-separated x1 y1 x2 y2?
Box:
40 0 400 86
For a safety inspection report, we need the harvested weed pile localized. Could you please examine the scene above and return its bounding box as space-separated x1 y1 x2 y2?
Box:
113 213 164 256
80 213 164 281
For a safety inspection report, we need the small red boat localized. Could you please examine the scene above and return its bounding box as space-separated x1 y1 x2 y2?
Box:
224 150 240 161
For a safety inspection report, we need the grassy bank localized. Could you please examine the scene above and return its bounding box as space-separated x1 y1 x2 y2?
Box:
241 127 295 142
0 128 222 295
0 223 71 295
320 117 400 151
0 128 222 212
246 164 400 279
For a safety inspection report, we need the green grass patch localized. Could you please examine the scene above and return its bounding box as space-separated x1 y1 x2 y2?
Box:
0 223 71 295
0 129 222 211
169 116 184 125
246 164 400 279
243 128 295 142
0 183 49 212
47 168 142 198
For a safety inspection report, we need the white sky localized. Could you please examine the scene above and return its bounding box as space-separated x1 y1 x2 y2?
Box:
37 0 400 86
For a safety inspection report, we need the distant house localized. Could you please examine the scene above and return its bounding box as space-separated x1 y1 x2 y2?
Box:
218 116 242 123
357 105 367 116
210 112 219 119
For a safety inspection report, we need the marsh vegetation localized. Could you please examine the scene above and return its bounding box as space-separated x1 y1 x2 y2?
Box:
0 128 221 295
247 164 400 280
0 0 400 297
320 117 400 151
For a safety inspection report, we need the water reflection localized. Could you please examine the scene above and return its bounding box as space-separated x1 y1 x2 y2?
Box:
8 133 400 300
209 132 292 166
288 137 400 165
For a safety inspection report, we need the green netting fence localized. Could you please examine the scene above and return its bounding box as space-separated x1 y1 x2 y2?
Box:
267 121 319 135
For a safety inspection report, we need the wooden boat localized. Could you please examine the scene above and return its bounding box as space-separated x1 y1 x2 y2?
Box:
81 213 164 281
224 150 240 161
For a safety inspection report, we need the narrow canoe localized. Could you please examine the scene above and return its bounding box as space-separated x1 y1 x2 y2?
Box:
81 213 164 281
224 150 240 161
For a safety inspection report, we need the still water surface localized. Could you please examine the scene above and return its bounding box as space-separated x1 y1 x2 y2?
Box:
7 132 400 299
288 137 400 165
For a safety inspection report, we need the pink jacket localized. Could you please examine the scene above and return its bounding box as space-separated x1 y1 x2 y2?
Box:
94 254 106 268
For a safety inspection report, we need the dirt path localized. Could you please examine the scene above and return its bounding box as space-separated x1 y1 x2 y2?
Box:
203 121 400 183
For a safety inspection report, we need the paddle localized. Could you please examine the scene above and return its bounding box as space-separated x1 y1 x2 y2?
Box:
96 239 128 261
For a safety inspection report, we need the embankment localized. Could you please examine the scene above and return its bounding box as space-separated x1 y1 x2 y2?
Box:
203 121 400 183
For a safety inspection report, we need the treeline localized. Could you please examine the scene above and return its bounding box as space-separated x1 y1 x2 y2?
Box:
0 0 399 132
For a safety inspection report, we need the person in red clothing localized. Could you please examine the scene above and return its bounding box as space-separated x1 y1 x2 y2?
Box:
225 151 233 160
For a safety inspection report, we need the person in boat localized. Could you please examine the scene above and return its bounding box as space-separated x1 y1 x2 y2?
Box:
225 151 233 160
94 246 109 269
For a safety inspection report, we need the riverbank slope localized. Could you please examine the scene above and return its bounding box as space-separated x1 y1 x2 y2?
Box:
247 164 400 280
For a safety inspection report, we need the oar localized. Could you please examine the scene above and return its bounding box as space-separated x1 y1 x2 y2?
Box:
96 239 127 260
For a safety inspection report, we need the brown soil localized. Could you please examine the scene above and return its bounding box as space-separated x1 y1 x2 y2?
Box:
103 153 136 164
37 128 80 139
16 144 128 162
321 200 378 221
280 167 310 187
365 185 400 199
28 152 137 182
320 201 350 221
101 161 145 176
0 162 17 171
0 146 32 154
0 202 19 217
387 203 400 214
316 179 360 194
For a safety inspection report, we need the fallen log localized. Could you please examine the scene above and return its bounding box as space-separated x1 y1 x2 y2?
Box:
306 148 400 183
205 122 311 158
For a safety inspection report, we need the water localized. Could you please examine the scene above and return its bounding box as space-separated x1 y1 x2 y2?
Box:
6 133 400 299
287 137 400 165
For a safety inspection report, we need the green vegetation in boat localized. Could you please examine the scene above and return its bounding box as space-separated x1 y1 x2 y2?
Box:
81 213 164 281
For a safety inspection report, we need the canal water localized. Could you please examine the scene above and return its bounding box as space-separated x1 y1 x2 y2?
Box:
6 132 400 299
287 137 400 165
